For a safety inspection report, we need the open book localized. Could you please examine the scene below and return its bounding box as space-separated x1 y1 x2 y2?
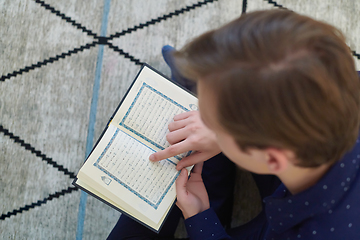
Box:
73 64 198 233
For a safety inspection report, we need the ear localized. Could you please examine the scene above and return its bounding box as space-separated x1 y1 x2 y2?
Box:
263 148 293 174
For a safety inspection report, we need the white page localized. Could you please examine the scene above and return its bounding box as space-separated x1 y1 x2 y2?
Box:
93 127 179 210
77 66 198 226
79 124 179 223
111 66 198 159
120 84 185 148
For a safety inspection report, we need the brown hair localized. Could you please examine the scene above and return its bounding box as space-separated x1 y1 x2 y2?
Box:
174 10 360 167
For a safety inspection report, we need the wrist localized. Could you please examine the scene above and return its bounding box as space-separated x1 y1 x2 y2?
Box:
183 206 210 219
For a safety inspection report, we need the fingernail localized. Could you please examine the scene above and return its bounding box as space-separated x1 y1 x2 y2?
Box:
149 154 155 161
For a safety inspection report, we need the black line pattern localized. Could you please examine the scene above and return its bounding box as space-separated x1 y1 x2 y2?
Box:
0 0 219 220
107 43 144 66
242 0 247 14
1 0 219 83
0 186 78 220
0 125 76 179
34 0 98 38
265 0 287 9
108 0 218 40
2 0 360 222
263 0 360 60
0 42 98 82
352 51 360 60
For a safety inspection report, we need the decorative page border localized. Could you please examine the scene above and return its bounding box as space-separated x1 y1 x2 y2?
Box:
93 128 179 209
120 82 190 160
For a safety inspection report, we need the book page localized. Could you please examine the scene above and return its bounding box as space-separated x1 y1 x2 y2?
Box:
93 127 179 210
111 66 198 160
76 66 198 230
121 83 184 148
78 124 179 224
75 177 173 231
119 82 189 159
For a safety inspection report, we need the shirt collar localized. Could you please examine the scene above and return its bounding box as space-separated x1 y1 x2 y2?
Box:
264 138 360 233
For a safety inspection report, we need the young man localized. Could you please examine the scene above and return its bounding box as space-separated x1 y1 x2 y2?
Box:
108 9 360 239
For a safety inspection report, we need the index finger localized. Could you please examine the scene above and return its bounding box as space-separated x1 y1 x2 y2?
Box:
173 111 197 121
149 140 192 162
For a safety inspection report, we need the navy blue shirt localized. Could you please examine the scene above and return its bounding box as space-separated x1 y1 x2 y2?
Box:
185 137 360 240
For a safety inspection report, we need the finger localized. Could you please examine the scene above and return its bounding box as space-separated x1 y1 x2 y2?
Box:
150 140 192 162
166 128 188 145
176 169 189 197
168 118 190 132
192 161 204 174
176 151 211 170
173 111 193 121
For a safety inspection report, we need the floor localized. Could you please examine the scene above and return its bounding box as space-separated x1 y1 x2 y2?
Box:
1 0 359 239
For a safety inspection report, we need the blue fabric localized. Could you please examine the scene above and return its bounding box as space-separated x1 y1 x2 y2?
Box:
186 208 269 240
184 136 360 240
161 45 197 92
264 139 360 239
185 209 230 239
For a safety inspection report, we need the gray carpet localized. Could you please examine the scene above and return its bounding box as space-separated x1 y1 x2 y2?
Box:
1 0 359 239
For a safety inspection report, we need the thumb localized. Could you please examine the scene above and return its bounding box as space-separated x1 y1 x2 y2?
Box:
176 169 188 198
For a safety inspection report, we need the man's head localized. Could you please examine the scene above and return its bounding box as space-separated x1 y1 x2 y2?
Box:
174 10 360 168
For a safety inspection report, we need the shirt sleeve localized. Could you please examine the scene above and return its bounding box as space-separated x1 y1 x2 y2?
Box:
184 208 231 240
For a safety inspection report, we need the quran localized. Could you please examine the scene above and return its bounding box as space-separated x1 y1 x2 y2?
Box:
73 64 197 233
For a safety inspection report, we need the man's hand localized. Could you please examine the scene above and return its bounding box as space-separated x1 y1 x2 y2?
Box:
149 111 221 170
176 162 210 219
